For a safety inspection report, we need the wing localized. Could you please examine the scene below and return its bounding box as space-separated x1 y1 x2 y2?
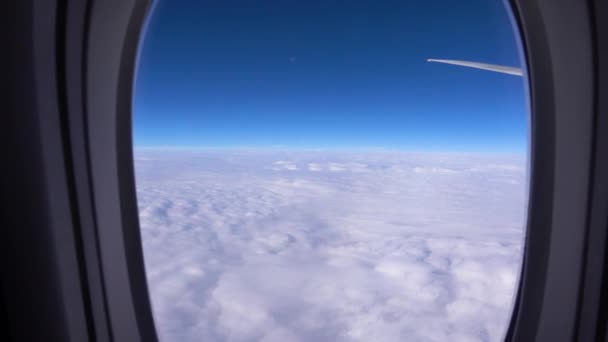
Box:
427 59 523 76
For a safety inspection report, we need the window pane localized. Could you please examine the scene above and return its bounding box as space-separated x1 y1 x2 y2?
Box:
133 1 529 341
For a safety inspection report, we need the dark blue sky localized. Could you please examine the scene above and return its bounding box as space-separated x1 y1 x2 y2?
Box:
134 0 527 152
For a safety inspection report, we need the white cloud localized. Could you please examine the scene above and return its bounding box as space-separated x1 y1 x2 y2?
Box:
135 150 527 342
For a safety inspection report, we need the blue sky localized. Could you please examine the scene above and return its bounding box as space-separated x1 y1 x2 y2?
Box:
134 0 527 153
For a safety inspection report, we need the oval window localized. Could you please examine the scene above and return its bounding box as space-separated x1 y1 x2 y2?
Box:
133 1 529 341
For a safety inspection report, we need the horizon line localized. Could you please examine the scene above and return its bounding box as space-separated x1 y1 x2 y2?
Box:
133 145 527 155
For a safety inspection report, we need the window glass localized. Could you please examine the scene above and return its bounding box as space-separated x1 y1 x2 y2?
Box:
134 1 529 341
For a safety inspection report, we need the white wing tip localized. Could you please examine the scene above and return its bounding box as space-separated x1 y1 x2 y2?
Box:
426 58 523 76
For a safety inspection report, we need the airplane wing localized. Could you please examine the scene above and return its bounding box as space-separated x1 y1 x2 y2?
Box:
427 58 523 76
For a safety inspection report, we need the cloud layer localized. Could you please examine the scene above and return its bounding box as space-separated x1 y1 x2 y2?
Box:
135 150 527 342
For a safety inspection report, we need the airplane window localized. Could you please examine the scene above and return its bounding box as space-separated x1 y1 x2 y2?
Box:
133 1 529 341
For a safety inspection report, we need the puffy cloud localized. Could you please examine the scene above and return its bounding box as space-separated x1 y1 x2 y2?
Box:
135 150 527 342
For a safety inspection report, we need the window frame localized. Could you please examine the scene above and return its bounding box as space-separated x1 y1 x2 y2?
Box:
2 0 607 341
